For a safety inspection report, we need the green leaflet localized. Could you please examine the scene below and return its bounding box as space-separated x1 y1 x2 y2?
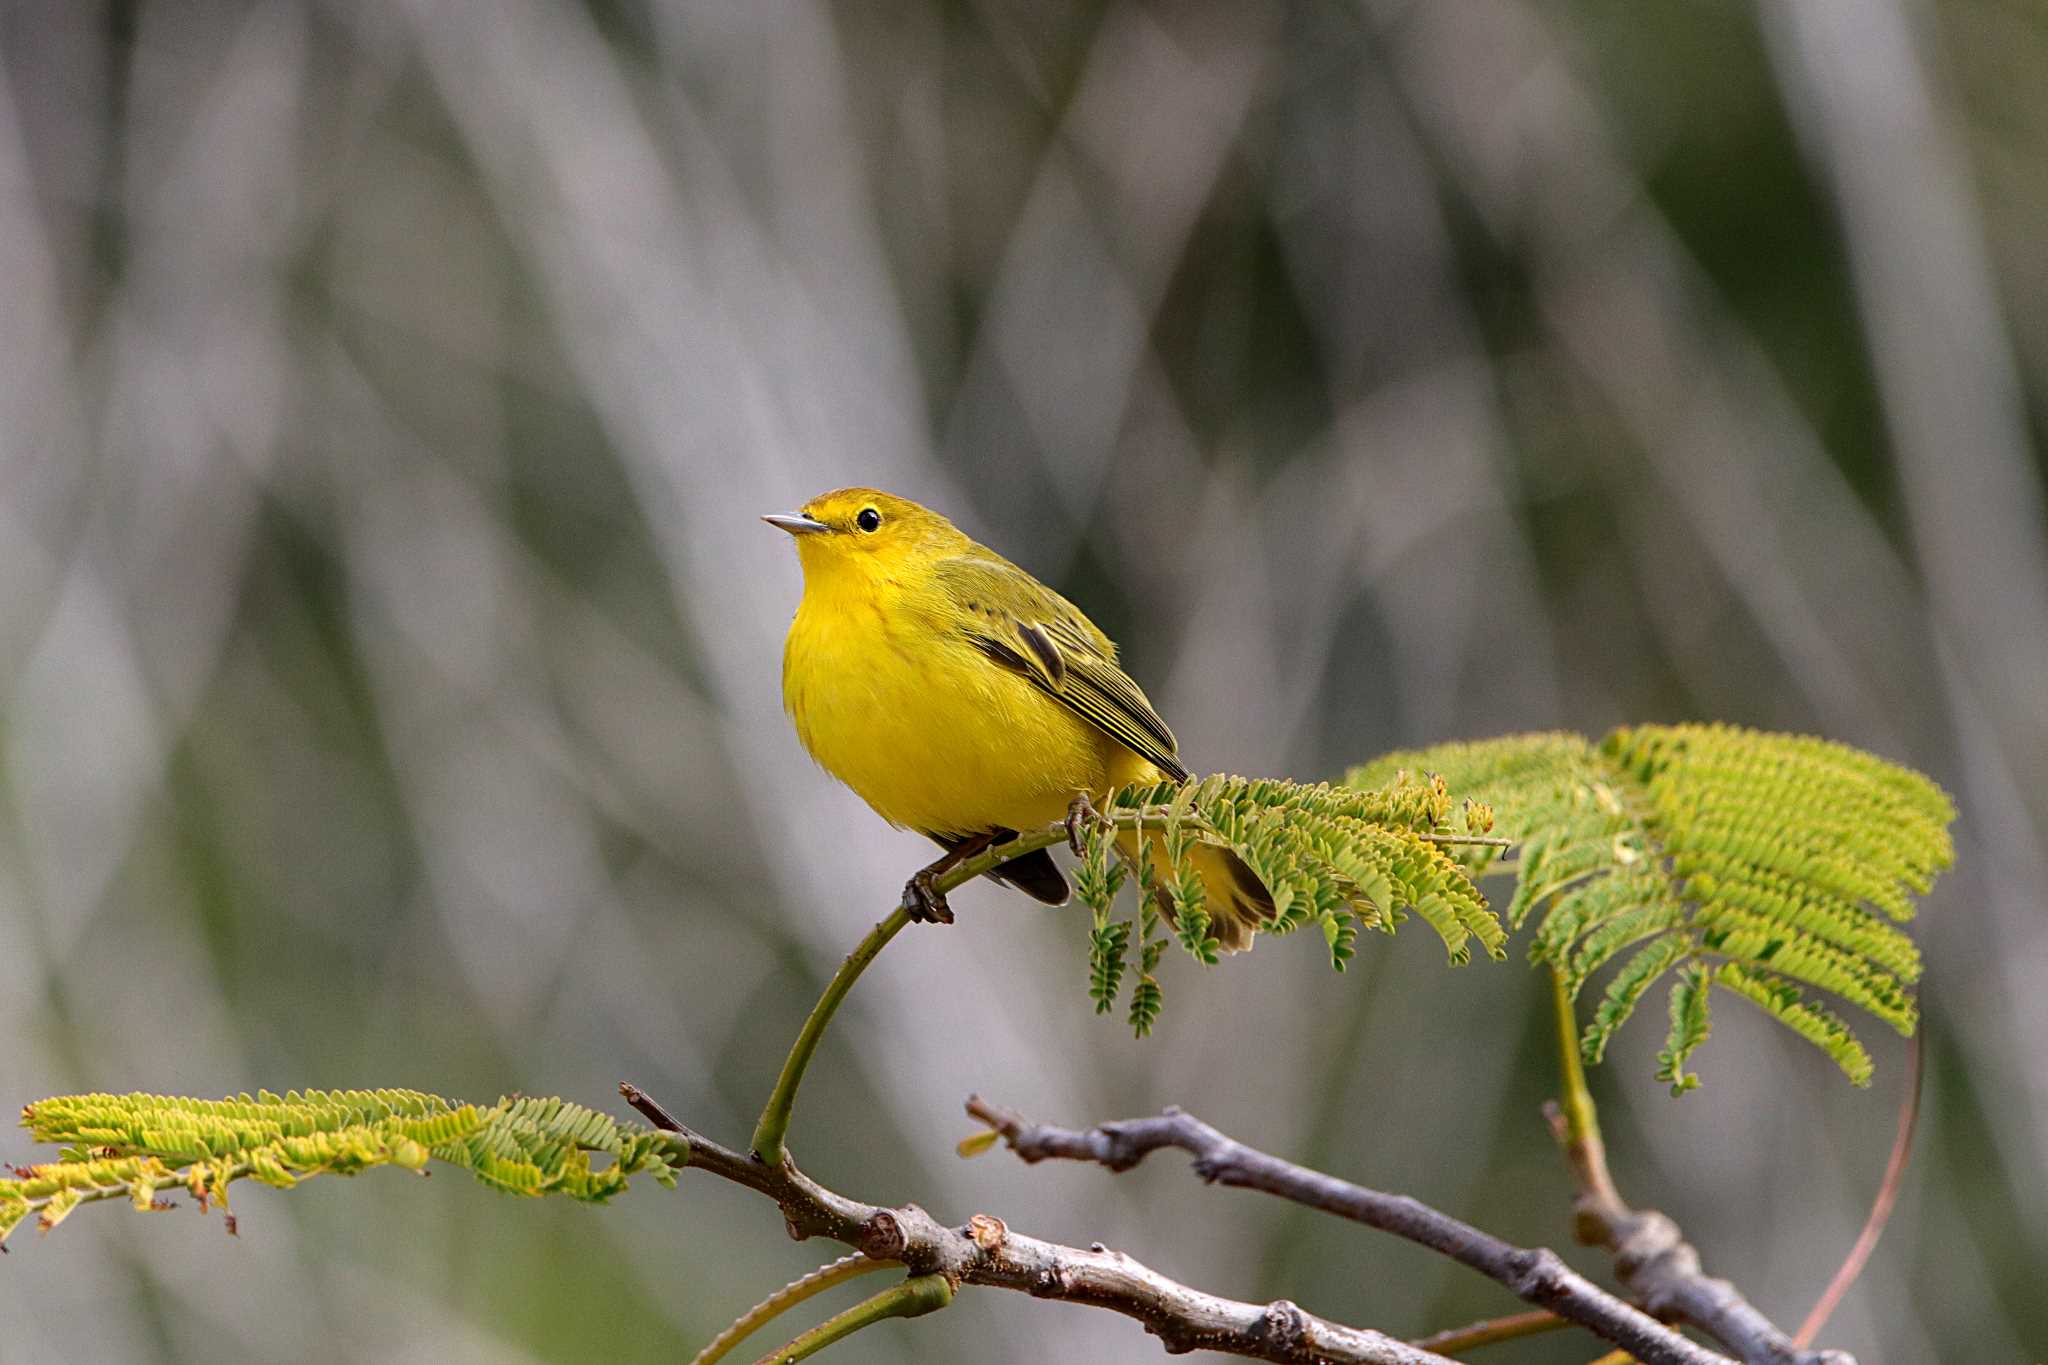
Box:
1072 773 1500 1034
1716 964 1874 1086
3 1090 676 1247
1657 966 1715 1095
1351 724 1954 1090
1583 932 1698 1064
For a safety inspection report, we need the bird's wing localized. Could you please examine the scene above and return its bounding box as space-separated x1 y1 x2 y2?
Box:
935 555 1189 782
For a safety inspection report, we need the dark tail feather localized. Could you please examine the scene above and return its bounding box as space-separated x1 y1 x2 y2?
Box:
1191 845 1274 953
1218 846 1276 948
926 830 1071 906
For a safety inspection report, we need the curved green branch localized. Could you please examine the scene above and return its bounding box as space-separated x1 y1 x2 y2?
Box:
749 1273 954 1365
749 908 910 1166
749 824 1077 1165
692 1253 890 1365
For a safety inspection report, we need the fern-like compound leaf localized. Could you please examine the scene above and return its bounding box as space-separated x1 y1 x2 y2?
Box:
2 1090 676 1248
1076 773 1500 1030
1351 724 1954 1089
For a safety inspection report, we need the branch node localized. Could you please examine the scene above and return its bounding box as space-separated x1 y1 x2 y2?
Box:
1257 1299 1310 1349
1613 1210 1695 1285
860 1210 907 1261
967 1213 1007 1252
1504 1246 1571 1301
1101 1123 1148 1172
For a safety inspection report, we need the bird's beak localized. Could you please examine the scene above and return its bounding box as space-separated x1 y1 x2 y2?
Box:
762 513 831 536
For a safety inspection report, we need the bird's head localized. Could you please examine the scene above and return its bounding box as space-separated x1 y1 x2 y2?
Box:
763 488 968 583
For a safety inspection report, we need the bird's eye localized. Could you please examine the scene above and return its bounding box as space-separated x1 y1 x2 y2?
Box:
856 507 882 533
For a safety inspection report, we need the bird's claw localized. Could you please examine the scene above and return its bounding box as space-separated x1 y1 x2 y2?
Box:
901 871 955 925
1066 792 1109 857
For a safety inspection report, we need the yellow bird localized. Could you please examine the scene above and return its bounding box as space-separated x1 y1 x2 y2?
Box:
766 487 1272 949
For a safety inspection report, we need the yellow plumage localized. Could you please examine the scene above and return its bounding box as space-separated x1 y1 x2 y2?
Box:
769 487 1271 949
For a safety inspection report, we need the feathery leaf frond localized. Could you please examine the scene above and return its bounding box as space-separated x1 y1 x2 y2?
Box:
1072 774 1502 1033
1350 724 1953 1088
2 1090 675 1247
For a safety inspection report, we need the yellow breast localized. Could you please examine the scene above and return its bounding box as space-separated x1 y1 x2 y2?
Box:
781 577 1151 836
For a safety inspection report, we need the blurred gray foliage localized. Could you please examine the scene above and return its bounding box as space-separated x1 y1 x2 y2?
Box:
0 1 2042 1360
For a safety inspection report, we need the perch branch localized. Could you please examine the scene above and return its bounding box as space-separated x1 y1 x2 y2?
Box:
1544 973 1853 1365
750 812 1215 1164
750 906 910 1164
964 1095 1727 1365
624 1084 1454 1365
749 823 1080 1163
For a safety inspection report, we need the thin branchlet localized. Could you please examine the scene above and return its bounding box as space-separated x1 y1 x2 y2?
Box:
965 1096 1738 1365
641 1089 1454 1365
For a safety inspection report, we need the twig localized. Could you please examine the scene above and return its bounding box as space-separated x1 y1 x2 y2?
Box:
690 1253 889 1365
1409 1309 1568 1354
1543 973 1853 1365
965 1095 1729 1365
626 1084 1454 1365
622 1083 684 1131
749 907 912 1164
748 817 1141 1165
748 1272 953 1365
1792 1030 1923 1346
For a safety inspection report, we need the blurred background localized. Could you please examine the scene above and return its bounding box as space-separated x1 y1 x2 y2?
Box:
1 1 2042 1360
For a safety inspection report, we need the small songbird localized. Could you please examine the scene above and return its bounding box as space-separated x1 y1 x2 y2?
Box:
766 487 1273 949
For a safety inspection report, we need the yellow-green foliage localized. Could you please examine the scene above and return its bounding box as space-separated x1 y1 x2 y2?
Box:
1076 773 1503 1034
1351 724 1955 1090
1 1089 676 1247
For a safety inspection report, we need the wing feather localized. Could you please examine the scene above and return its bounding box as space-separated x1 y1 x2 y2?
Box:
940 556 1188 782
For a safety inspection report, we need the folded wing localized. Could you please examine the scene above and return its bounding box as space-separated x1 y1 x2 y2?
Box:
936 556 1189 782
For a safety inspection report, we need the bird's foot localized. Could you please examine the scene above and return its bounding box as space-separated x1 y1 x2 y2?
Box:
1066 792 1110 856
901 870 955 925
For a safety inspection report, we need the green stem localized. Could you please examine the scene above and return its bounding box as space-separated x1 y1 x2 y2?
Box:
1548 968 1623 1214
692 1253 889 1365
750 908 911 1164
748 1273 954 1365
748 825 1075 1165
1550 968 1598 1148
